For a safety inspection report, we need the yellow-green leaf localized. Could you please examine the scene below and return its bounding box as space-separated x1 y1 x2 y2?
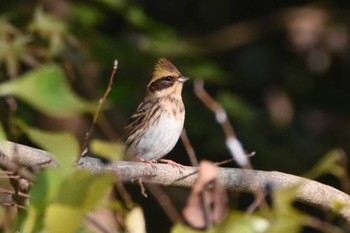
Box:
22 126 80 233
304 149 344 179
125 207 146 233
90 139 124 161
45 204 83 233
25 125 79 171
44 170 113 232
0 64 96 117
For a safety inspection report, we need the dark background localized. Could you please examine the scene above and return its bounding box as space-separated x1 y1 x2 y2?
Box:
2 0 350 232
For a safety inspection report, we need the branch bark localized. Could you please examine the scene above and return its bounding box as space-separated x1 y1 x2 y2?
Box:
1 140 350 225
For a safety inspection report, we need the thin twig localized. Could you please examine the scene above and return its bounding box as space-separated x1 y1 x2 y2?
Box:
81 60 119 154
181 129 198 166
146 184 183 224
1 202 26 209
114 179 134 209
0 160 35 182
194 79 251 168
214 158 234 167
0 187 30 198
85 215 112 233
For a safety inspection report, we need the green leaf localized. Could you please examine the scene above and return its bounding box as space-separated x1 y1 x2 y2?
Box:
0 29 32 77
24 125 79 171
265 186 307 233
29 8 68 55
217 213 269 233
90 139 124 161
303 149 344 179
273 186 299 215
44 170 113 233
22 126 80 233
266 219 302 233
0 64 96 118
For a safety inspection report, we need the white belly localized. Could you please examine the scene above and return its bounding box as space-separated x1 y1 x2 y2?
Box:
127 114 184 161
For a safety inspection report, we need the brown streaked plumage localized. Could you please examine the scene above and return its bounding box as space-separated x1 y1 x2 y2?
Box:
120 58 188 161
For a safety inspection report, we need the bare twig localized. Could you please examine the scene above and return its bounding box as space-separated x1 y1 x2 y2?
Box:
1 202 26 209
146 184 182 224
81 60 118 154
85 215 112 233
181 129 198 166
194 80 251 168
0 187 30 199
114 180 134 209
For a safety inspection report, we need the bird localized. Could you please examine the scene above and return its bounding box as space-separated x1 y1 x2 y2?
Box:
120 58 188 165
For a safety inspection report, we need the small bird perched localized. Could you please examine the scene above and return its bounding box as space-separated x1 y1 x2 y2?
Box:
120 58 188 164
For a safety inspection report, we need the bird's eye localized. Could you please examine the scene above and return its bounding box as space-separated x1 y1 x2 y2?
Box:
164 76 173 81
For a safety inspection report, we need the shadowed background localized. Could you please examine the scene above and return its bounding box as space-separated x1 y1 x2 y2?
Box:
1 0 350 232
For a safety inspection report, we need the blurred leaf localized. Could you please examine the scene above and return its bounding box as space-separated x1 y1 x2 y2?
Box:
140 32 197 57
125 207 146 233
0 18 18 37
266 219 302 233
0 33 32 78
24 125 79 170
97 0 127 9
0 64 96 118
273 186 299 215
21 125 79 231
52 170 112 211
172 212 269 233
90 139 124 161
97 0 158 30
45 204 82 233
21 126 79 233
303 149 344 179
172 224 207 233
45 170 113 233
126 5 154 29
219 213 269 233
265 186 307 233
29 8 68 55
71 4 104 28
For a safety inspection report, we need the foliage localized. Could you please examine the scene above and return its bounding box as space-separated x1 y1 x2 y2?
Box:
0 1 350 232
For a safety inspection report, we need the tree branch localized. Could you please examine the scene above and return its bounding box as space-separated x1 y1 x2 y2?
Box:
1 140 350 225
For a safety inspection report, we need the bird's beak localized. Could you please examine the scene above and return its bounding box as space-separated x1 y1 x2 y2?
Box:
178 76 189 83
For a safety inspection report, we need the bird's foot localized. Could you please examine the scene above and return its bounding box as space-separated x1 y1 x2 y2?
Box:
159 159 184 175
135 156 158 170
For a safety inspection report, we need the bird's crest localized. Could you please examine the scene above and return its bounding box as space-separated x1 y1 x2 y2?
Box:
152 58 181 79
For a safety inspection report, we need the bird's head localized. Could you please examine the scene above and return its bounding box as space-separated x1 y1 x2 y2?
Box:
146 58 188 98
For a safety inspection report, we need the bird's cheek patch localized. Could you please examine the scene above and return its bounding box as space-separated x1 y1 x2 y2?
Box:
148 79 175 92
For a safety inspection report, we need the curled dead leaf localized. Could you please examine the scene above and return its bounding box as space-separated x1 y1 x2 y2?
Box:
182 160 228 230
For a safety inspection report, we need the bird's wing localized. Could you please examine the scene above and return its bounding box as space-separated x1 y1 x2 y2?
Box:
119 98 159 144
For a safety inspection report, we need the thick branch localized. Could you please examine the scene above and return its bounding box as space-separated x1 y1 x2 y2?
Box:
1 140 350 225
